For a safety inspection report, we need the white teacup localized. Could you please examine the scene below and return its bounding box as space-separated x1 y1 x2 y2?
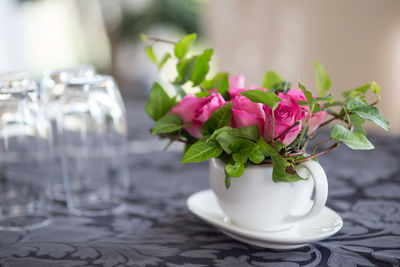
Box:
209 158 328 232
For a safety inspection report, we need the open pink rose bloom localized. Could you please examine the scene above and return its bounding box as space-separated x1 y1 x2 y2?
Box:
170 75 327 145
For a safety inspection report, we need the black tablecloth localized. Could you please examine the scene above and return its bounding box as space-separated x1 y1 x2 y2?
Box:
1 100 400 267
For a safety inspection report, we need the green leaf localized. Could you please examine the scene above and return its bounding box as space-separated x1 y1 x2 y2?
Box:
195 91 211 98
152 114 183 134
262 71 282 89
158 53 171 70
298 94 333 106
225 162 245 177
202 72 229 89
233 125 259 141
312 61 331 96
215 130 236 154
372 81 381 102
145 82 173 121
249 146 265 164
239 90 282 109
145 45 157 63
218 74 230 96
349 114 366 135
231 139 258 163
174 33 197 59
181 137 223 163
256 138 275 157
297 79 313 102
346 98 390 131
201 103 233 135
271 155 305 182
271 80 291 94
225 173 232 189
371 81 381 94
341 83 370 99
175 57 196 84
330 124 374 150
190 49 213 86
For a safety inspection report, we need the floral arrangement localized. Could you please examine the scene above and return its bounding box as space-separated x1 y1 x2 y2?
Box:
142 33 390 188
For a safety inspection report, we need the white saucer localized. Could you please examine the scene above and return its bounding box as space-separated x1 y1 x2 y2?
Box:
187 189 343 249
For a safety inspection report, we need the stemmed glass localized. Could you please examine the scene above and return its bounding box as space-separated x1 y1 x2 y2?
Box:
0 74 51 230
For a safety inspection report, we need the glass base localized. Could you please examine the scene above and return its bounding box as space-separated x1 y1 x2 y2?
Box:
0 215 51 231
68 201 125 217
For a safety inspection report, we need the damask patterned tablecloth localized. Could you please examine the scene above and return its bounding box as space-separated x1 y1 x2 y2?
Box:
1 100 400 267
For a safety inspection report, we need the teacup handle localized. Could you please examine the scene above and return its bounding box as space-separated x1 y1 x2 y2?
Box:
285 160 328 223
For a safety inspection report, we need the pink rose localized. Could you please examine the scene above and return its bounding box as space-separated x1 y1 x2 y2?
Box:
308 111 327 134
169 93 226 138
231 95 266 135
229 75 245 89
228 75 261 98
263 94 303 145
285 89 310 121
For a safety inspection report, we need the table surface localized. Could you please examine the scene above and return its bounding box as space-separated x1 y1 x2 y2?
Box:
1 100 400 267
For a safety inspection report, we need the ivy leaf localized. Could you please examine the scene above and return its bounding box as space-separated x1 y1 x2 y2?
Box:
297 78 313 102
225 162 245 177
231 139 258 163
330 124 374 150
152 114 183 134
249 146 265 164
262 71 282 89
190 49 213 86
218 74 230 96
256 138 275 157
181 137 222 163
233 125 259 141
341 83 370 99
272 80 291 94
298 94 333 106
239 90 282 109
201 103 233 136
158 53 171 70
346 98 390 131
271 155 305 182
145 45 157 63
349 114 366 136
225 173 232 189
312 61 331 96
195 91 211 98
145 82 173 121
175 57 196 84
371 81 381 94
216 130 236 154
202 72 229 89
174 33 197 59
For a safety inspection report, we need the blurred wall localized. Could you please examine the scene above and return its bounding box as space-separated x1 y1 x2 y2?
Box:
204 0 400 134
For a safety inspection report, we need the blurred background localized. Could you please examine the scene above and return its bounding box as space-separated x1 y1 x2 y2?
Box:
1 0 399 134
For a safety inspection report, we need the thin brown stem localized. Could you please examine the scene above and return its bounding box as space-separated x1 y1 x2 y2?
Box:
296 141 341 163
312 138 332 155
145 36 176 45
